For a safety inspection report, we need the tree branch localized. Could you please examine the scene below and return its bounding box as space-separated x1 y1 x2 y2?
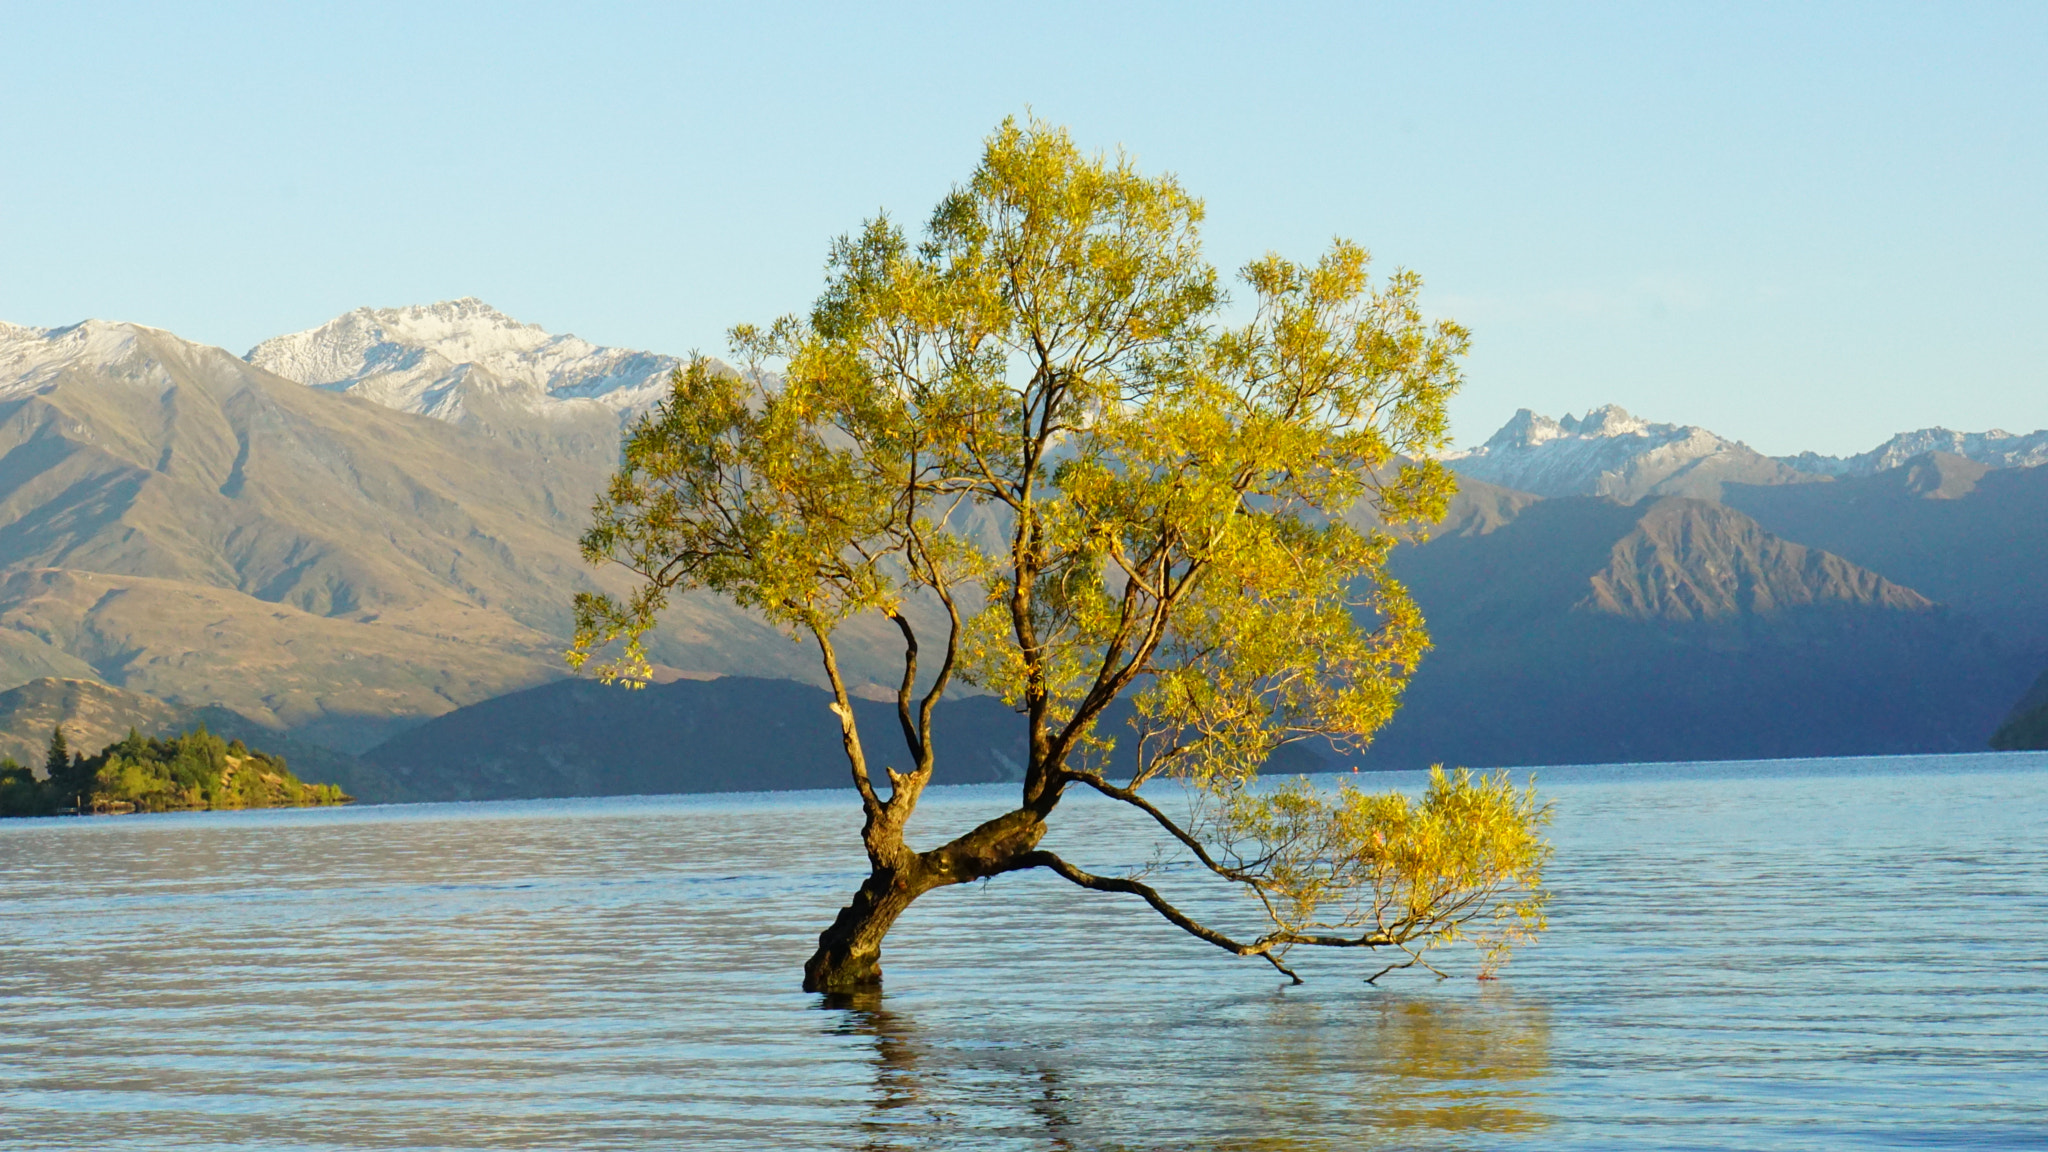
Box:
886 610 924 769
1060 769 1254 884
811 623 884 819
1017 850 1259 951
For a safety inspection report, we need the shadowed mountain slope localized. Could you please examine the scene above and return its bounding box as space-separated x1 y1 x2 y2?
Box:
1722 453 2048 649
1427 472 1545 538
1992 669 2048 751
1365 492 2031 768
360 673 1327 801
365 471 2043 795
363 676 1031 801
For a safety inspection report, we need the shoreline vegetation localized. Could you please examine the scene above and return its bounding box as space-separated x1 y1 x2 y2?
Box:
0 725 349 817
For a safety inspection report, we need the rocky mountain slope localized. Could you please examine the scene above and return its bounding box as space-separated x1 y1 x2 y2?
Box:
1781 427 2048 477
247 298 682 422
1443 406 1816 502
1445 404 2048 505
0 317 903 752
1363 490 2037 768
1722 452 2048 647
4 302 2042 787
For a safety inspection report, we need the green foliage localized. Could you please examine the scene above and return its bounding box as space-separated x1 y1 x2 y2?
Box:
0 726 349 817
574 116 1548 981
572 117 1461 775
0 756 51 817
44 725 68 779
1208 767 1551 978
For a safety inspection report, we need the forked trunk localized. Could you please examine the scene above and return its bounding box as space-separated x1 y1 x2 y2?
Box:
803 808 1051 992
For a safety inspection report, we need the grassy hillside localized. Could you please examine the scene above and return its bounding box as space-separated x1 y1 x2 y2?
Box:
0 677 185 771
0 321 918 750
0 676 408 801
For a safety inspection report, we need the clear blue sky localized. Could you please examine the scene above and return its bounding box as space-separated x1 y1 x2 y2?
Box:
3 2 2042 455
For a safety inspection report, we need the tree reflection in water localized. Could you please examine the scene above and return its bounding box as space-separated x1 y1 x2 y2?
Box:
820 988 1548 1150
823 989 1082 1151
1231 989 1553 1147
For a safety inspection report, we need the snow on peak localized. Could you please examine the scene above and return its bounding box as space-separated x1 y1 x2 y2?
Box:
0 318 184 396
1477 405 1660 454
1447 406 1789 502
1779 426 2048 477
1559 404 1650 438
246 299 684 422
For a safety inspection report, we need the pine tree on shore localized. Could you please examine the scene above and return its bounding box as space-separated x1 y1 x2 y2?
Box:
44 725 68 780
45 725 82 810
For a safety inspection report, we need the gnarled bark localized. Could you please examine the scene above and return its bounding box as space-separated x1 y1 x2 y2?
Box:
803 805 1050 992
803 868 930 992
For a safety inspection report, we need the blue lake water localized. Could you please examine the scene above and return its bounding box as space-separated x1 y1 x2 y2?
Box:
3 752 2046 1150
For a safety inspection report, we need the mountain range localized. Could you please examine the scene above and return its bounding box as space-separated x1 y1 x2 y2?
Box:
246 298 683 422
1446 403 2048 499
1362 478 2033 768
0 311 908 753
0 303 2041 795
1440 405 1814 502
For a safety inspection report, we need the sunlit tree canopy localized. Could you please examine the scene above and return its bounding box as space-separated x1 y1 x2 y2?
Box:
573 117 1549 990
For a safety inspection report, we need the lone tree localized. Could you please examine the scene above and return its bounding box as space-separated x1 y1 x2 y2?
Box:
574 119 1550 992
44 725 69 782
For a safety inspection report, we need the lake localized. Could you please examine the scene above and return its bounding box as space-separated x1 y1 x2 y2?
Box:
3 752 2046 1150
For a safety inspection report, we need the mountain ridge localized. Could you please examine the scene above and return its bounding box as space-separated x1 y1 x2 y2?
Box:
1722 451 2048 647
246 298 684 423
3 303 2042 782
0 315 911 751
1443 405 1818 503
1783 427 2048 477
1444 403 2048 505
1366 489 2030 768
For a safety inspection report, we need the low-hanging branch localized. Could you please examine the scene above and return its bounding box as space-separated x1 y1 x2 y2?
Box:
571 115 1551 993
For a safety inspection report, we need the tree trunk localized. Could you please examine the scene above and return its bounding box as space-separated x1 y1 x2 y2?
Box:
803 867 932 992
803 807 1052 993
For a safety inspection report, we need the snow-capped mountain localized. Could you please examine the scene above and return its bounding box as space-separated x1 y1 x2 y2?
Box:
246 299 683 423
1778 427 2048 477
1442 405 1811 503
0 318 181 394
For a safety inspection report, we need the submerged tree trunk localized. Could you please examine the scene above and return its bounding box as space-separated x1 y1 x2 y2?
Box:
802 807 1051 993
803 869 932 992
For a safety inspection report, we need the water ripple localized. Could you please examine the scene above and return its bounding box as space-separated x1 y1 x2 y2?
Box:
2 752 2045 1149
